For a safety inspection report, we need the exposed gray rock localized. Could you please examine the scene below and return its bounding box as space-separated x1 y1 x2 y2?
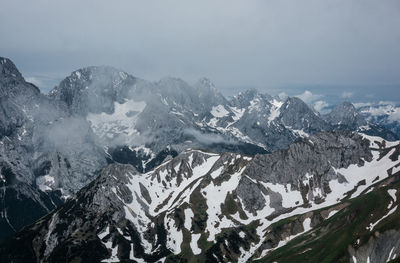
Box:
349 230 400 263
236 176 266 215
279 96 330 133
324 101 367 129
238 131 373 213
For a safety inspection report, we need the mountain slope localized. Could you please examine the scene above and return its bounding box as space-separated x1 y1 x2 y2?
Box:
326 102 398 141
0 57 108 240
1 131 399 262
253 178 400 263
358 102 400 140
1 56 398 245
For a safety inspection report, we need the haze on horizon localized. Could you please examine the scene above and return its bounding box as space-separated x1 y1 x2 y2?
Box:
0 0 399 104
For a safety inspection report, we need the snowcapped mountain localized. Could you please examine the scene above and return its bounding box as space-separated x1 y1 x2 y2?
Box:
324 101 398 141
357 102 400 139
1 55 400 261
1 131 399 262
0 58 108 240
48 65 397 164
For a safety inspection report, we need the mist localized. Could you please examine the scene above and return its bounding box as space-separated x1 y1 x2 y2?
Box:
184 128 238 146
1 0 399 99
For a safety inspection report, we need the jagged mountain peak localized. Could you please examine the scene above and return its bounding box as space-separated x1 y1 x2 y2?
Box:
0 56 40 97
279 96 330 133
230 88 273 109
194 77 219 96
324 101 367 129
240 88 262 98
48 65 137 115
0 57 23 81
51 65 136 93
195 77 215 89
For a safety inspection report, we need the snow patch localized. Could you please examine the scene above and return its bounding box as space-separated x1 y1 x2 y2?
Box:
327 210 338 218
303 217 311 232
184 208 194 231
202 169 243 241
388 189 397 203
367 205 398 231
36 175 55 192
87 99 146 144
165 216 183 254
190 233 202 255
211 105 229 118
268 99 283 125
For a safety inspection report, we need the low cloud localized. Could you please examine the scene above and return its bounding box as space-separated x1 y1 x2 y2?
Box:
341 91 353 99
354 101 396 108
353 102 372 108
313 100 329 113
295 90 323 104
278 92 288 100
184 128 236 145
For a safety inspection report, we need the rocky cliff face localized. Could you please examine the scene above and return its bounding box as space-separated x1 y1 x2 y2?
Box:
324 101 366 129
0 57 108 240
1 131 399 262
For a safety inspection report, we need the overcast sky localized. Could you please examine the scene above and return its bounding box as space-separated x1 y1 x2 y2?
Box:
1 0 399 105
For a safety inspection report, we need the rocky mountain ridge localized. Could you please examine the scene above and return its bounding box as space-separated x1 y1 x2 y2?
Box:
1 131 399 262
0 55 399 248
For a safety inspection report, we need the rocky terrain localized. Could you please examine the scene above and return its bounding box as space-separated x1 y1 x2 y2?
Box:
1 131 399 262
357 101 400 140
1 56 400 262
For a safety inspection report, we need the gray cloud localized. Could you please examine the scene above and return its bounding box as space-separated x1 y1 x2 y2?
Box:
1 0 399 96
184 128 237 145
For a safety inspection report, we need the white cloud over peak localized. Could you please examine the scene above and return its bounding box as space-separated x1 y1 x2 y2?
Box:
295 90 323 104
314 100 329 113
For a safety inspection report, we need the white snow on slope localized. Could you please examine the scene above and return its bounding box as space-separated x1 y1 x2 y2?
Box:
184 208 194 231
99 226 118 263
268 99 283 125
87 99 146 143
36 175 55 192
238 136 400 261
190 234 202 255
230 106 245 121
211 105 229 118
203 169 243 241
104 135 399 261
327 210 338 218
165 214 183 254
368 206 398 231
388 189 397 203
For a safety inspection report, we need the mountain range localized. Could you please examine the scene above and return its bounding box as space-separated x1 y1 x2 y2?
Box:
1 56 400 262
